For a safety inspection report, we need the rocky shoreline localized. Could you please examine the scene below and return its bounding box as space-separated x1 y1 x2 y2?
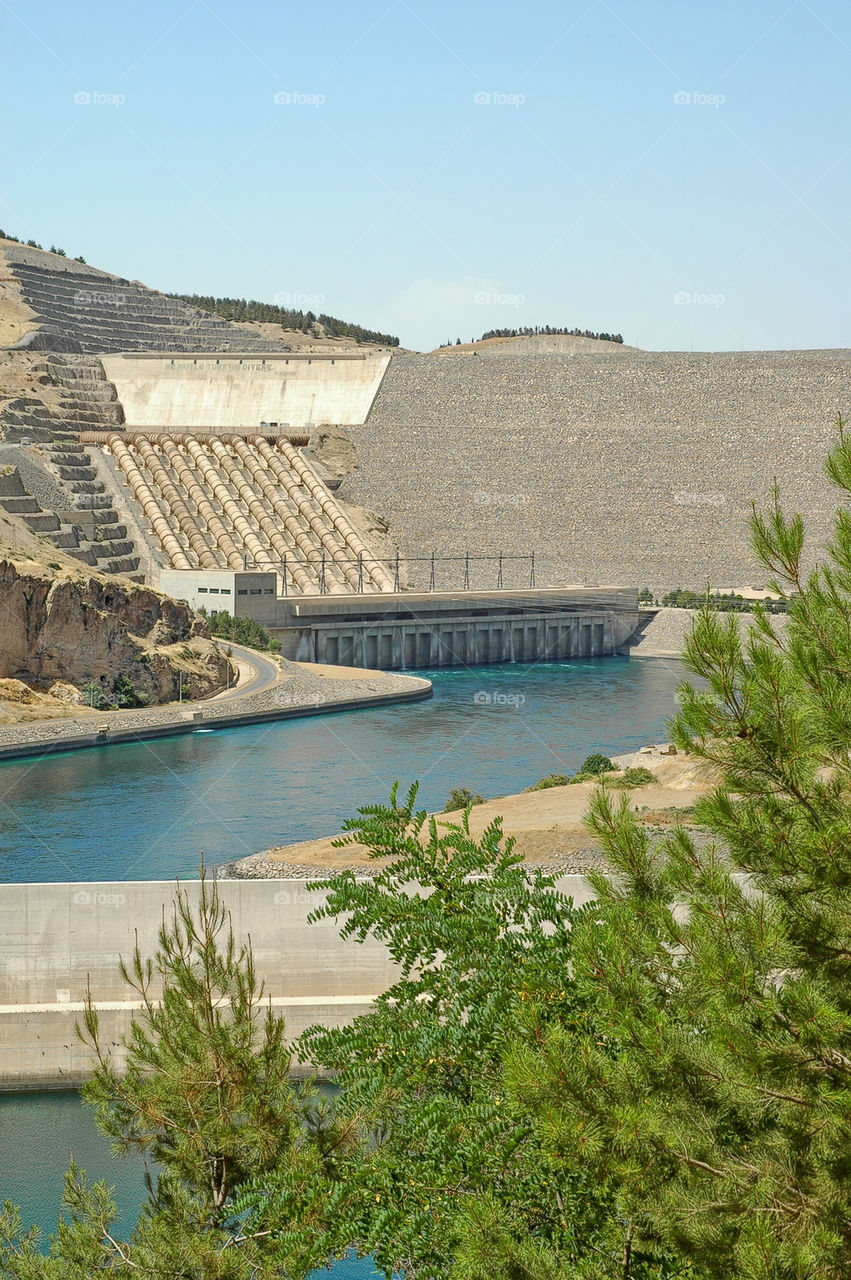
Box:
216 822 714 882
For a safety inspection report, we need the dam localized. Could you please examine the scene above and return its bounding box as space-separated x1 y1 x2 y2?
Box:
4 240 851 617
100 351 391 430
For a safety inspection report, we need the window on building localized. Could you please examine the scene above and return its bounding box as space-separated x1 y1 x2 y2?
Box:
197 587 208 594
250 589 262 595
209 588 219 594
237 589 247 596
221 588 231 595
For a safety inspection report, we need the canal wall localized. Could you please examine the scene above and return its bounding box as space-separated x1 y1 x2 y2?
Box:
0 668 432 763
0 876 596 1089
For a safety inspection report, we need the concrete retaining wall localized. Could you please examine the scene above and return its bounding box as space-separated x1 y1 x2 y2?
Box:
0 876 596 1088
103 353 391 429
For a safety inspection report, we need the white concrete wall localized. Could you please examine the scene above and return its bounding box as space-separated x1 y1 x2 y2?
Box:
159 569 277 616
0 876 595 1088
102 354 391 428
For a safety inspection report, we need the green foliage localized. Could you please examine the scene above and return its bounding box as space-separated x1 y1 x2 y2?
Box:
79 679 105 709
205 610 275 651
0 871 323 1278
470 325 624 343
167 293 399 346
112 673 148 708
609 766 656 789
238 784 615 1280
525 773 571 791
579 753 615 775
639 586 654 604
661 586 791 613
443 785 485 811
509 418 851 1279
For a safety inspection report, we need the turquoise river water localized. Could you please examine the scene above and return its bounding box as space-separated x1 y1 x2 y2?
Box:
0 658 685 883
0 657 686 1269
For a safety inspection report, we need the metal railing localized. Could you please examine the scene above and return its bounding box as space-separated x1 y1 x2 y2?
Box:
277 551 538 595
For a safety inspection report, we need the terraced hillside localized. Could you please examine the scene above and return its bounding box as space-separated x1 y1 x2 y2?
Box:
344 348 851 592
1 242 288 355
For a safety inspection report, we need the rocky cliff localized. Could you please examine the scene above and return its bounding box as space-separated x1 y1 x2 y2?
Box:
0 551 231 703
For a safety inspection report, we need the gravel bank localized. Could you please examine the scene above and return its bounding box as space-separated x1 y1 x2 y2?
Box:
217 824 716 882
0 659 431 760
632 607 791 656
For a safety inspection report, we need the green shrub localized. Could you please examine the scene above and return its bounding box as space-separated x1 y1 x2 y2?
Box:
112 674 148 708
610 766 656 789
206 610 275 651
568 771 594 784
661 586 792 614
80 680 105 709
443 787 485 812
579 753 615 776
525 773 571 792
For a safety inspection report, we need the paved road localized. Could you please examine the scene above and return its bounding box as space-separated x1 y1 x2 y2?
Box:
213 642 280 700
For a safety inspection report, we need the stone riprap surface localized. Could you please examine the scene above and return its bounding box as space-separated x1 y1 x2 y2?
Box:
346 349 851 592
631 607 791 657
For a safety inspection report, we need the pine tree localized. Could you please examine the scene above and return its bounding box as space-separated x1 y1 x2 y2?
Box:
508 417 851 1279
0 870 326 1277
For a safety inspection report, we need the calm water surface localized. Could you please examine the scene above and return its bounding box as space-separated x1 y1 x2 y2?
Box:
0 658 686 883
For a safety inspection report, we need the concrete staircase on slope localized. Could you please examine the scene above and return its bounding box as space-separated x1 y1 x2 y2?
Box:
0 457 142 578
1 354 124 444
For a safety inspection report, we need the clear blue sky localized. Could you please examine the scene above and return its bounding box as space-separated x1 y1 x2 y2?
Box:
1 1 849 352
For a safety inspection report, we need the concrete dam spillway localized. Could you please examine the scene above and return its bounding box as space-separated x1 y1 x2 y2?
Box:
101 351 392 431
